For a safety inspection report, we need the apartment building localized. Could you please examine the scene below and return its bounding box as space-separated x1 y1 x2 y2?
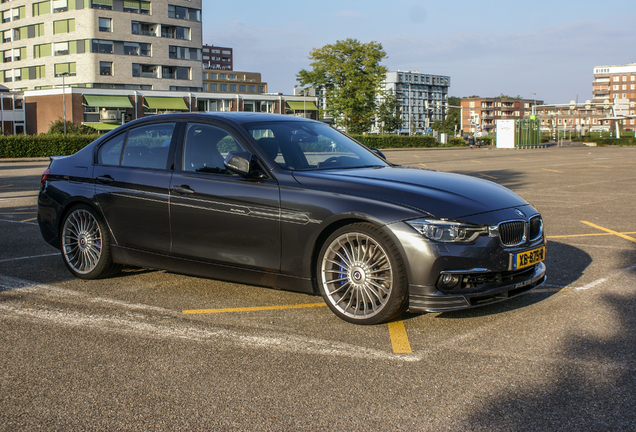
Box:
202 44 232 70
591 63 636 131
461 97 541 134
0 0 203 133
378 70 450 134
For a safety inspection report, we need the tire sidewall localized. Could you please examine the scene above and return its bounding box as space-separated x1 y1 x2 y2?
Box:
316 222 408 325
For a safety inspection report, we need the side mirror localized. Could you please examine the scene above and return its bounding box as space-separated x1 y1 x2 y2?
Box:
369 147 387 161
224 152 267 179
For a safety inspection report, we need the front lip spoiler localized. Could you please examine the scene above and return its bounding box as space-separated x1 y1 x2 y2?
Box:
408 262 546 313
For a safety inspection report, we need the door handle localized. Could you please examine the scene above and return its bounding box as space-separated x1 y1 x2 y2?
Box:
172 185 195 195
96 175 114 184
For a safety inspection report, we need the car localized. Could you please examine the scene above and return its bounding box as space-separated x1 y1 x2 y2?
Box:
37 112 546 325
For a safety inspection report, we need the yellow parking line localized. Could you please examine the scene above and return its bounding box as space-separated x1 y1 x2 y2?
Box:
514 158 527 161
183 302 327 314
471 160 483 164
589 165 610 168
547 232 636 239
0 184 13 188
542 168 563 173
479 173 497 179
581 221 636 243
418 163 427 167
387 319 412 353
20 217 37 222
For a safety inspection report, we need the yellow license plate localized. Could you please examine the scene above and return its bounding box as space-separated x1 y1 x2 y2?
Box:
513 246 545 270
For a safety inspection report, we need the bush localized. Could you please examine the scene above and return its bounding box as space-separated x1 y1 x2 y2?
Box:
0 134 99 158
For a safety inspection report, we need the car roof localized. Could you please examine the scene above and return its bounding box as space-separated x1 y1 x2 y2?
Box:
125 112 319 127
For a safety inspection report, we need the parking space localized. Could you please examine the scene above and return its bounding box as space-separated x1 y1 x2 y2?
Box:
1 147 636 430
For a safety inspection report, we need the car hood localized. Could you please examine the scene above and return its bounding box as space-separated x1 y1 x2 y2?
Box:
292 166 529 220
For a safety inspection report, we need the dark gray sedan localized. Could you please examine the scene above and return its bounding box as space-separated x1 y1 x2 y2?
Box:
38 112 545 324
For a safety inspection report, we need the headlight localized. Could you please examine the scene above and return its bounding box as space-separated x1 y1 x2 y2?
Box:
406 218 489 243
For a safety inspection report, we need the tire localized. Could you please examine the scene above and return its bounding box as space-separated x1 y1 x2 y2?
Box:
60 204 121 279
317 223 408 325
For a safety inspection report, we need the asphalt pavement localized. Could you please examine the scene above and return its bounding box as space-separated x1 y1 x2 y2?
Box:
1 145 635 431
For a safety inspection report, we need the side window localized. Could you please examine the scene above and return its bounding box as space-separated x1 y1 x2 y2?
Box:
122 122 175 169
97 132 125 165
182 123 245 175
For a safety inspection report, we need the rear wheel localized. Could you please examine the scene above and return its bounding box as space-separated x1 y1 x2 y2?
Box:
61 205 121 279
317 223 408 324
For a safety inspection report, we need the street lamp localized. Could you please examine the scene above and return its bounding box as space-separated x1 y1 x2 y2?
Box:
59 72 70 135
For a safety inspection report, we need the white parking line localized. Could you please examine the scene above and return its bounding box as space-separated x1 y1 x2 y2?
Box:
0 275 422 362
0 253 58 263
0 218 38 226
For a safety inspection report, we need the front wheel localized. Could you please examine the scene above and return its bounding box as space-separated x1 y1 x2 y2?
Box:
317 223 408 324
60 205 121 279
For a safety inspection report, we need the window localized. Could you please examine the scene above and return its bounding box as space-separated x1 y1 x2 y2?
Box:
210 73 216 80
239 85 246 92
202 83 207 90
257 86 265 93
98 17 111 32
53 18 74 34
3 70 12 82
121 123 175 169
54 61 75 76
168 5 200 21
54 42 69 55
33 1 51 16
91 0 113 10
182 123 245 175
229 84 236 92
92 39 113 54
209 83 217 91
124 42 150 56
613 76 619 82
220 84 227 91
132 63 157 78
131 21 153 36
161 25 189 40
248 85 255 93
123 0 150 14
98 132 125 165
34 43 52 58
100 61 111 75
52 0 68 13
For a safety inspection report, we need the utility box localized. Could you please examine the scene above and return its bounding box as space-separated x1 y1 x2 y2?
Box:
496 120 515 148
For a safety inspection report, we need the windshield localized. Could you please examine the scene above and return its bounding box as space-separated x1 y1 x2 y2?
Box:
242 121 388 171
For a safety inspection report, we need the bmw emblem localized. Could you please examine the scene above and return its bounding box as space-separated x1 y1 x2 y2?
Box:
515 209 526 218
353 271 362 281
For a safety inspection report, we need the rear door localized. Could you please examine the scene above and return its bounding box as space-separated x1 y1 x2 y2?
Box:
93 121 178 254
169 121 281 272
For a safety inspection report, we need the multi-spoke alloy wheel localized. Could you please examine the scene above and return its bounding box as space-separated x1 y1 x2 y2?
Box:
318 223 407 324
61 205 120 279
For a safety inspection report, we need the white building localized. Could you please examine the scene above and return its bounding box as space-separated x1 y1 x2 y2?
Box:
379 70 450 134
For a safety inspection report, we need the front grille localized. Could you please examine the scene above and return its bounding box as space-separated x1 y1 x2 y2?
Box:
499 221 525 246
529 216 543 241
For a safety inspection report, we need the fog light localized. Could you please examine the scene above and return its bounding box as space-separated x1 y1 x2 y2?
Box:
438 274 461 290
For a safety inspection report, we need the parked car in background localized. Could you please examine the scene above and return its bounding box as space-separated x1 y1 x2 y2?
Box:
38 113 546 324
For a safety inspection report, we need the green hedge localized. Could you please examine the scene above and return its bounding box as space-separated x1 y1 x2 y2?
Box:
0 134 99 158
351 134 468 149
578 136 636 146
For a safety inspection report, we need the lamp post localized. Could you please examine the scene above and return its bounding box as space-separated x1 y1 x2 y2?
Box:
59 72 70 135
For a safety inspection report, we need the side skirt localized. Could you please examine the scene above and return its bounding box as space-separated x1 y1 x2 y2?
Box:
111 246 315 294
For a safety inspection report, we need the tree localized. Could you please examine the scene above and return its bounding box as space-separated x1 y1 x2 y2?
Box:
376 89 401 134
297 39 387 134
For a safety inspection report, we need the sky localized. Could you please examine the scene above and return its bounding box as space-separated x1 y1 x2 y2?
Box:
201 0 636 104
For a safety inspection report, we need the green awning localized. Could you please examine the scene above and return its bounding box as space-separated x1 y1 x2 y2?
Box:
84 122 120 130
286 101 318 111
83 95 133 108
144 96 188 110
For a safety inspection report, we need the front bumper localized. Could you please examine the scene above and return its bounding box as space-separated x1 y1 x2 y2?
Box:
408 262 546 313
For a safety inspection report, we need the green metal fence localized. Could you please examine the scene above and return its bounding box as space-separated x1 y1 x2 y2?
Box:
515 118 541 148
